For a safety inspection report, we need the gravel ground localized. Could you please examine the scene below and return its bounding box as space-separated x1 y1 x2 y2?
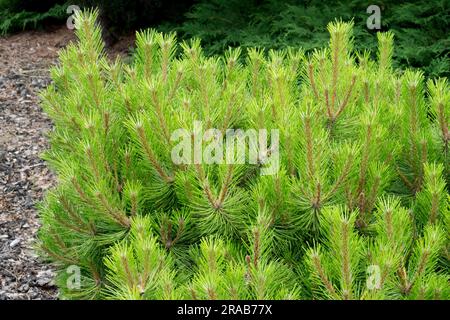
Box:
0 26 75 300
0 25 134 300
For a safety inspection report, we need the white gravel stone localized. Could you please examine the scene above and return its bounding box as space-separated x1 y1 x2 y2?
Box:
9 239 21 248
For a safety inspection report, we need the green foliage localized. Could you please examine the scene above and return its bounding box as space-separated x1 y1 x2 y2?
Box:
0 0 69 35
38 11 449 300
165 0 450 78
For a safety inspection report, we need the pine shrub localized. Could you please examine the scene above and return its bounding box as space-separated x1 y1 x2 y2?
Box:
38 11 449 300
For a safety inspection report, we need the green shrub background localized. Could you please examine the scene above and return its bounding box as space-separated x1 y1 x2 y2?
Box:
0 0 69 35
165 0 450 78
1 1 448 77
